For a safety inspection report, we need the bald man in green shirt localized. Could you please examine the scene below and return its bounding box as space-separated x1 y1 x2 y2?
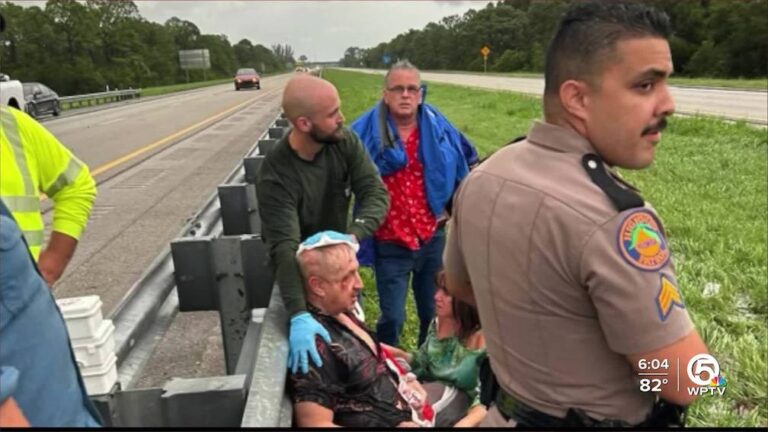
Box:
256 75 389 374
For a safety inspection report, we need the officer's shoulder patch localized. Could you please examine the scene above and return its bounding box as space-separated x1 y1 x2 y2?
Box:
617 209 670 271
656 273 685 321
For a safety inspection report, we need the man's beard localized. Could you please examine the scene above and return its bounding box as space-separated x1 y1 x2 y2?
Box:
309 125 343 145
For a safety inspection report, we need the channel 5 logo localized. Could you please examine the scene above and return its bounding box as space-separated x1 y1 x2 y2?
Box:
687 353 727 396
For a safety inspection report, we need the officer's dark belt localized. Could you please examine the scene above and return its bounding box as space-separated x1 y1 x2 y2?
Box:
494 389 625 428
496 389 635 427
495 389 686 428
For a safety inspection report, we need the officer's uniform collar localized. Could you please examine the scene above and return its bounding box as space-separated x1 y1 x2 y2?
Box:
525 120 642 198
527 121 596 155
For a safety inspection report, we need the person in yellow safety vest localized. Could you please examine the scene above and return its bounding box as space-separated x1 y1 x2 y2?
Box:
0 106 96 286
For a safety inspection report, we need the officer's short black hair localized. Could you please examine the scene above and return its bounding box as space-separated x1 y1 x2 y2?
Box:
543 2 671 98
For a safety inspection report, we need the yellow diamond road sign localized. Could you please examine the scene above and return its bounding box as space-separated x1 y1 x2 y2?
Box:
480 46 490 57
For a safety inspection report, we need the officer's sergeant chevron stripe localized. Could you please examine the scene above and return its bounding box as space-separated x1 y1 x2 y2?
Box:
656 274 685 321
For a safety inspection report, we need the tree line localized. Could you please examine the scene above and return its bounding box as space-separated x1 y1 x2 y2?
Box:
341 0 767 78
0 0 296 95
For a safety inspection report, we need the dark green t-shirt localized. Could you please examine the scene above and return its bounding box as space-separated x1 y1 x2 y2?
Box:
256 127 388 316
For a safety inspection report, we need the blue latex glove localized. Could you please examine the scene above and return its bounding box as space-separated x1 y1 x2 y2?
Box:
288 312 332 374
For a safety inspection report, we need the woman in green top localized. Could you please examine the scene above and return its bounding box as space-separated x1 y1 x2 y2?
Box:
385 271 487 427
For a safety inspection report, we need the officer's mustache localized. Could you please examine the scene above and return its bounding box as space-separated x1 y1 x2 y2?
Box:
641 117 668 136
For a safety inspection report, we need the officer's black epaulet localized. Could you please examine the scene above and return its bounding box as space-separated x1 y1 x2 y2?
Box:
581 154 644 212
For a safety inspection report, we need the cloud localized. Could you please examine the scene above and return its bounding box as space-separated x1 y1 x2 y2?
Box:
14 0 480 60
134 1 480 61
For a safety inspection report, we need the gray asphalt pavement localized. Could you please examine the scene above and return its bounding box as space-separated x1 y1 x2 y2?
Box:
43 75 290 181
49 74 290 309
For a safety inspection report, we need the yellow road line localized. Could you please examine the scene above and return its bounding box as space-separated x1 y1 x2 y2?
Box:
91 95 261 176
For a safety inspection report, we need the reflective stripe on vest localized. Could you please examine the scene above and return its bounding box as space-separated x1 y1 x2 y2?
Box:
1 107 35 196
21 229 44 248
1 195 41 212
45 157 84 197
1 107 45 256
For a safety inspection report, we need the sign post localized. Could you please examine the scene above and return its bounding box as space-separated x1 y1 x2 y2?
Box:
480 45 491 73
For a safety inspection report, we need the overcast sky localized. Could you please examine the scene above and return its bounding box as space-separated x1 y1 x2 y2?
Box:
134 1 481 61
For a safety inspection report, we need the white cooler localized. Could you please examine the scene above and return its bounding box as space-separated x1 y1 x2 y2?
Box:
80 352 117 395
72 319 115 368
56 295 103 340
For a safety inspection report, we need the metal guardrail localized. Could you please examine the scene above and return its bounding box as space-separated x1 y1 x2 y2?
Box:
93 113 293 428
60 89 141 109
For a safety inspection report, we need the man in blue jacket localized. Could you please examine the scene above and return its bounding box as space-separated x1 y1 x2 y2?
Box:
351 60 478 347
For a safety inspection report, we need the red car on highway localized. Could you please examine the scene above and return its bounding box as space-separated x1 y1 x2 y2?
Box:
234 68 260 90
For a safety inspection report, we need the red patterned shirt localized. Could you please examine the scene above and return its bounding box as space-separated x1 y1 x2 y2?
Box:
375 128 437 250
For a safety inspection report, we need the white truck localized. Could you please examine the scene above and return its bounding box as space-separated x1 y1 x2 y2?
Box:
0 73 26 112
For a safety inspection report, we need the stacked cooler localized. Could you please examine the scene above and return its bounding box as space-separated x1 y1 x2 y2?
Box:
56 295 117 395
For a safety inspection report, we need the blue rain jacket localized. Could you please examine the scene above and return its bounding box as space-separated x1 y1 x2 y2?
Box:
0 200 102 427
351 94 478 265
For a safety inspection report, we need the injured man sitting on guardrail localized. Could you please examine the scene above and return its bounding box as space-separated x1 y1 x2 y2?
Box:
289 231 434 428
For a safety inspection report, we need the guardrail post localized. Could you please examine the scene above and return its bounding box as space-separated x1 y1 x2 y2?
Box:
108 388 165 427
241 235 273 308
161 375 246 427
275 118 290 128
171 237 216 311
171 226 270 375
268 127 285 139
211 235 257 374
218 184 259 236
90 384 120 427
257 138 277 155
243 155 265 185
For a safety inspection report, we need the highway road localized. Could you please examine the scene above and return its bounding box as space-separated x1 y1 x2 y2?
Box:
346 68 768 124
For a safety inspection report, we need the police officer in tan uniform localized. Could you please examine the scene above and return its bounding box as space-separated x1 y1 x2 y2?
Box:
444 2 710 427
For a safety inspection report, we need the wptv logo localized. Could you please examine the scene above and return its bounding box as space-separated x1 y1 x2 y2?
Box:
686 354 727 396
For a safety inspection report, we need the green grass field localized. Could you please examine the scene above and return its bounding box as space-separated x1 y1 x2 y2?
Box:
324 69 767 427
429 70 768 91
